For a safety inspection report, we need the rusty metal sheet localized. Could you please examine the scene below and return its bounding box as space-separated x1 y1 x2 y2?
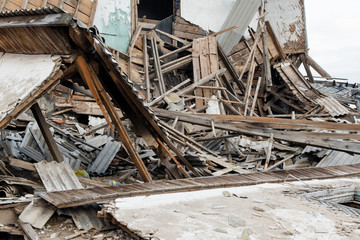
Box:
40 164 360 208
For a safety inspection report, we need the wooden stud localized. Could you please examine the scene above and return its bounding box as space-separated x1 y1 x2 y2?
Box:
17 219 39 240
143 34 151 101
250 77 262 116
30 102 64 163
300 53 314 83
151 37 166 94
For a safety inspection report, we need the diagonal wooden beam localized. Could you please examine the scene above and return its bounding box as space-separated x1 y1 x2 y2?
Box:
31 102 64 163
75 55 152 182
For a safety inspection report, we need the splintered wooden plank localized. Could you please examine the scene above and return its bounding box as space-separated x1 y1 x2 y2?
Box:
199 38 210 78
174 16 207 36
208 36 219 73
199 37 212 99
192 38 203 108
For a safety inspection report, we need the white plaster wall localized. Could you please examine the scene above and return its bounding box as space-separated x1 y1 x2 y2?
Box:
0 53 60 122
181 0 236 32
93 0 132 53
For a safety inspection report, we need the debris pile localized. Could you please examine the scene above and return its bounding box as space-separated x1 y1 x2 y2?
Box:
0 0 359 239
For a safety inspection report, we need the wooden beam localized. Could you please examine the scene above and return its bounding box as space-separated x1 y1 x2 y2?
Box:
149 79 191 107
143 34 151 101
154 109 360 154
30 103 64 163
75 55 152 182
250 77 262 116
151 37 166 94
177 68 226 96
300 53 315 83
17 219 39 240
78 27 200 177
217 44 240 94
261 21 272 91
306 55 332 80
89 0 98 26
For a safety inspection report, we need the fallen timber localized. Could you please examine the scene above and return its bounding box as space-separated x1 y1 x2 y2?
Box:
41 164 360 208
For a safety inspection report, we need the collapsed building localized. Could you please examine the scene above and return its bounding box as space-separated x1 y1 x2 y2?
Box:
0 0 359 239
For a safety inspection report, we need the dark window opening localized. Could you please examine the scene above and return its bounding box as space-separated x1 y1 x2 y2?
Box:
340 201 360 210
138 0 173 20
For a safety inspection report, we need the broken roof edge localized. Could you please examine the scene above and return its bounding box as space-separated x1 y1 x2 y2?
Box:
0 7 163 144
0 6 65 17
0 53 63 132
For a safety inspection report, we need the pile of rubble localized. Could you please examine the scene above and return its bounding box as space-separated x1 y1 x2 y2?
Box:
0 1 359 239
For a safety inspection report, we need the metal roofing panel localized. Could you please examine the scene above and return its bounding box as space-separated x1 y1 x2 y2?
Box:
87 141 121 174
217 0 261 54
316 96 350 117
69 205 106 230
19 199 56 229
34 161 83 192
317 151 360 168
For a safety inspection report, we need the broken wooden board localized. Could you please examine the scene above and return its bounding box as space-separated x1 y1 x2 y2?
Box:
40 164 360 208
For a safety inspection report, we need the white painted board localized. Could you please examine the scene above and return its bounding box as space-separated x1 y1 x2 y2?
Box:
0 53 61 123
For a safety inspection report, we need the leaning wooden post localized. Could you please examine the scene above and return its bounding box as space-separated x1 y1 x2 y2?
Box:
30 102 64 163
75 55 152 182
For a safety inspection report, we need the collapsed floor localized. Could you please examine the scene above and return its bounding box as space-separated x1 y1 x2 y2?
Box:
0 3 359 240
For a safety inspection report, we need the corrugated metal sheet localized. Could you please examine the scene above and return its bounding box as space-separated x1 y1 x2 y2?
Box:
217 0 261 54
20 122 52 161
19 199 56 229
59 204 106 230
34 161 83 192
317 151 360 167
275 61 316 104
18 147 45 162
34 161 106 230
316 96 350 117
87 141 121 174
265 0 307 54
